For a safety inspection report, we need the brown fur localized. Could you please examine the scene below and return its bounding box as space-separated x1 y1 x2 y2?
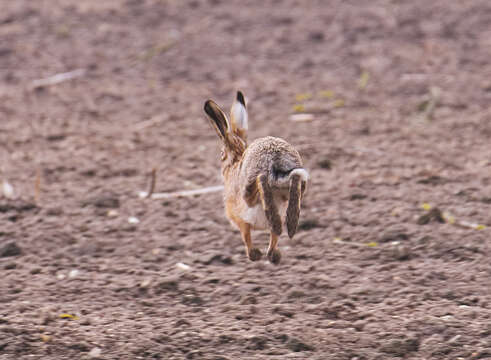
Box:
286 173 302 238
257 174 283 236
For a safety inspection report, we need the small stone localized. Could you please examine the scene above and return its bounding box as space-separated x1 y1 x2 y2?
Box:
128 216 140 224
353 320 366 331
88 347 102 358
30 267 42 274
176 262 191 271
140 278 151 288
155 277 179 293
317 158 332 169
45 207 63 216
273 306 295 318
350 193 367 201
86 194 120 209
247 335 268 350
379 228 409 243
298 218 321 231
57 273 66 280
40 334 52 342
380 338 419 356
240 295 257 305
80 317 92 326
186 350 203 359
286 337 315 352
0 241 22 257
2 180 14 199
181 294 204 306
68 269 79 278
393 245 410 260
4 262 16 270
202 253 233 265
175 319 191 327
287 290 306 299
107 209 118 217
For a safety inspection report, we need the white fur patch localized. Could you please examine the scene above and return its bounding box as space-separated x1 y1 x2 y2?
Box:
242 195 289 230
242 204 268 230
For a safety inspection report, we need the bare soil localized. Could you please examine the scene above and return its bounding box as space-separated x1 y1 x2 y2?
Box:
1 1 491 359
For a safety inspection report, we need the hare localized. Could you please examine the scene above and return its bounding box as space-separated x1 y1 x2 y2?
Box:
204 91 308 264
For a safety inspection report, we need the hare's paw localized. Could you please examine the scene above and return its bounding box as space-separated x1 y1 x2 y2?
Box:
248 248 263 261
267 248 281 265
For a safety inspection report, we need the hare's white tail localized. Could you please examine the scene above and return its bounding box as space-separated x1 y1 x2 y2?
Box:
272 167 309 189
290 168 309 182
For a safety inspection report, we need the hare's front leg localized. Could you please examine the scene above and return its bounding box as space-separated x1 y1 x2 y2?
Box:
238 221 262 261
267 232 281 265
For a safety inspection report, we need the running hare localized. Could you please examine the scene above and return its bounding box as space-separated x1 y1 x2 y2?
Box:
204 91 308 264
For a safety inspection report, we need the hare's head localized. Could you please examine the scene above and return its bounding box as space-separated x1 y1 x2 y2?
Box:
204 91 249 172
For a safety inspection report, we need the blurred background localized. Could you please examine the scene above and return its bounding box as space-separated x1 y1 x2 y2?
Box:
1 0 491 359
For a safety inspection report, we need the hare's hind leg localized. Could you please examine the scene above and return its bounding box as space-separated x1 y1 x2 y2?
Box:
267 232 281 265
286 173 303 239
238 221 262 261
257 174 282 264
257 174 282 236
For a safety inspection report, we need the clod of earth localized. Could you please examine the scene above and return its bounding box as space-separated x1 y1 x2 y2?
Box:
417 207 445 225
392 244 411 260
298 218 321 230
247 336 268 350
286 337 315 352
0 241 22 257
350 193 367 200
379 228 409 243
84 194 120 209
380 337 419 357
0 200 37 213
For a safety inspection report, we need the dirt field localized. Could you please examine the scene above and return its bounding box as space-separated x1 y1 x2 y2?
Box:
1 1 491 359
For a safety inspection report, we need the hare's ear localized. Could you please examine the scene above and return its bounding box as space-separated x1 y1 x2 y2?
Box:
204 100 230 142
230 91 248 140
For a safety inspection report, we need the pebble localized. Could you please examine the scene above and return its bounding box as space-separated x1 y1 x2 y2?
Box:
176 262 191 271
286 337 315 352
128 216 140 224
88 347 102 358
140 278 152 288
392 244 410 260
68 269 79 278
379 228 409 243
0 241 22 257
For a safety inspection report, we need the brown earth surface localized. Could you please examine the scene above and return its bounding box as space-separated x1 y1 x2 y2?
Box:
1 1 491 359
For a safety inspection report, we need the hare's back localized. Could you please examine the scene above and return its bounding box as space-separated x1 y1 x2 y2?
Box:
240 136 302 187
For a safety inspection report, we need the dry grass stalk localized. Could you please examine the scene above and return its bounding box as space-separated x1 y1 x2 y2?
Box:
139 185 224 199
146 168 157 199
30 69 86 89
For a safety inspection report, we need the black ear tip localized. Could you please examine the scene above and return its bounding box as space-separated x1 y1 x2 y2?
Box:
204 100 213 114
236 91 246 106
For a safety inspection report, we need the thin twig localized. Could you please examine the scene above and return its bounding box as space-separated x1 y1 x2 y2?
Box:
133 114 168 132
139 185 224 199
30 69 86 90
146 168 157 199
